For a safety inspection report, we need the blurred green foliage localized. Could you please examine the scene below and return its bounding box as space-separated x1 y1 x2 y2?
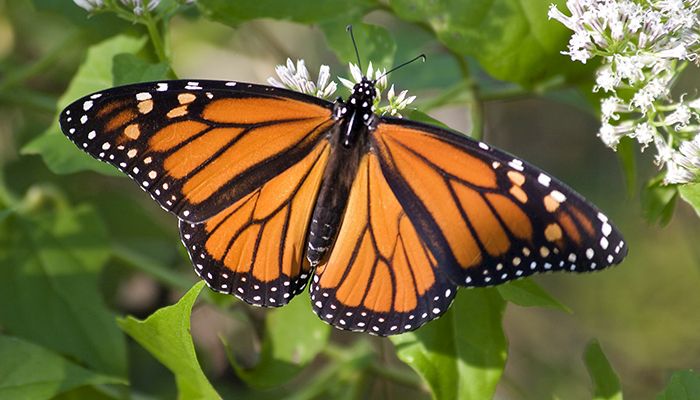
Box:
0 0 699 399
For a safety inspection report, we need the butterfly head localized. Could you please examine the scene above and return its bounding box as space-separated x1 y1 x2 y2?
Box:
347 77 377 116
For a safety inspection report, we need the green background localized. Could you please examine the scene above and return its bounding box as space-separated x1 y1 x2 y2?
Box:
1 0 699 399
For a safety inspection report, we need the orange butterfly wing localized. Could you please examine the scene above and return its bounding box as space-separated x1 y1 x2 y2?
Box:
61 80 335 304
310 153 456 334
371 120 627 287
60 80 333 222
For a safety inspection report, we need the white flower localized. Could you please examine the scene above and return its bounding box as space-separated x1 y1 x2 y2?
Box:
594 65 620 92
601 96 625 122
267 58 338 100
73 0 103 11
598 121 635 149
631 122 657 150
631 78 669 111
338 62 415 116
120 0 159 15
383 85 417 117
665 104 694 130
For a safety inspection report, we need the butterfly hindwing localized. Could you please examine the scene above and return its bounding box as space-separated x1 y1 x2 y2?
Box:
371 119 627 288
59 80 334 223
310 153 457 335
179 139 331 305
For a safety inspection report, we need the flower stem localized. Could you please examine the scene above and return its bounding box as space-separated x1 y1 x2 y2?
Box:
143 15 168 63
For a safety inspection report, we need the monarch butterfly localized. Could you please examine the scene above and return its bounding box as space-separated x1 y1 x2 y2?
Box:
59 56 627 336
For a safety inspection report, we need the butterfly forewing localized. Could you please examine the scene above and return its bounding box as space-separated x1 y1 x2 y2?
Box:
59 80 333 223
371 119 627 289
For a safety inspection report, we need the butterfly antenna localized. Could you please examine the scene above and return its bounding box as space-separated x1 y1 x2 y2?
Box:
376 54 426 81
346 25 362 72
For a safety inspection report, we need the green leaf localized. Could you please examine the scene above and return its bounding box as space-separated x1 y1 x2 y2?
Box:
583 340 622 400
0 335 125 400
118 281 220 400
641 175 678 226
389 0 582 85
112 53 171 86
497 279 571 313
657 370 700 400
0 204 126 377
679 183 700 218
320 22 396 68
616 137 638 198
390 289 507 400
22 34 147 176
197 0 377 26
225 296 330 389
401 109 451 130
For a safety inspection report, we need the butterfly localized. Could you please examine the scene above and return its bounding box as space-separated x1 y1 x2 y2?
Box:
59 69 627 336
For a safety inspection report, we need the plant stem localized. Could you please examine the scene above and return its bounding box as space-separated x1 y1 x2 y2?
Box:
143 15 168 63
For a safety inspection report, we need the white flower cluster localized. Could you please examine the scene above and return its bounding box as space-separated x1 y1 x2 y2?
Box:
267 59 338 100
119 0 160 15
549 0 700 184
73 0 165 14
268 59 416 117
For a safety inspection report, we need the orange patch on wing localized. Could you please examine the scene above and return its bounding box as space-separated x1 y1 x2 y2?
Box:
335 233 374 307
486 193 533 240
167 105 188 118
391 237 418 312
557 210 581 244
363 261 393 312
380 136 481 268
202 97 330 124
320 157 371 289
509 186 528 204
183 118 330 205
367 156 401 258
507 171 525 186
223 224 260 273
544 195 560 212
204 192 258 261
399 216 435 295
570 207 595 236
452 183 509 257
544 223 563 242
164 127 243 178
377 124 497 189
124 124 140 140
252 210 286 282
105 108 137 132
149 120 209 152
138 100 153 114
97 99 128 117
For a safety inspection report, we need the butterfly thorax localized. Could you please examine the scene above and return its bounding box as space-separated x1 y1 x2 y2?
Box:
334 77 377 147
306 77 376 266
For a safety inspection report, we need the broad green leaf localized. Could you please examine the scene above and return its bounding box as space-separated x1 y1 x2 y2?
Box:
641 175 678 226
390 289 507 400
0 204 126 376
22 35 146 176
226 295 331 388
197 0 377 26
401 109 452 130
0 336 125 400
389 0 585 85
320 22 396 68
657 370 700 400
583 340 622 400
679 183 700 218
497 279 571 313
118 281 220 400
112 53 171 86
